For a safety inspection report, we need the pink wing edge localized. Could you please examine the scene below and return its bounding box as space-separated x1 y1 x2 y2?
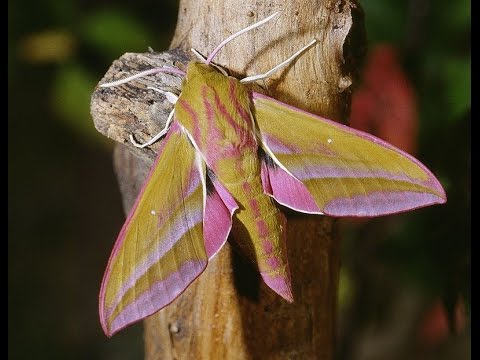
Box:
260 154 322 215
204 175 238 259
252 92 447 217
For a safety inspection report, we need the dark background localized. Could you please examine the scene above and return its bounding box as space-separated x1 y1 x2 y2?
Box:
8 0 470 359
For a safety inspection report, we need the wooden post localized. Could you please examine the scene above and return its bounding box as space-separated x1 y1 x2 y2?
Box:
91 1 365 358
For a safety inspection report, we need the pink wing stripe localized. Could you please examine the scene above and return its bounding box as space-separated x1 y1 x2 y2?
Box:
105 205 204 317
260 160 320 214
101 123 205 317
204 178 238 259
252 92 446 200
99 126 180 330
324 191 444 217
109 260 206 336
100 122 208 336
101 122 183 271
263 133 439 189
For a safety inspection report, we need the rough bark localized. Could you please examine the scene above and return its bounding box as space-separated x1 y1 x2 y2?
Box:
91 1 365 359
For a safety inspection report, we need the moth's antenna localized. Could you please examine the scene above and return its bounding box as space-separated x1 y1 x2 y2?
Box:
206 11 280 65
99 66 185 88
191 48 229 76
240 39 317 84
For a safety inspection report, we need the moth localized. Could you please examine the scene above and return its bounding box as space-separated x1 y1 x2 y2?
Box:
98 12 446 336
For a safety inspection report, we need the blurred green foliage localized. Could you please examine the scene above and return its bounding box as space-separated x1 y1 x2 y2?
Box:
9 0 469 359
339 1 470 358
80 10 155 59
363 0 470 298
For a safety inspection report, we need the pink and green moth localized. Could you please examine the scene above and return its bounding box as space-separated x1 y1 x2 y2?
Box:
98 12 446 337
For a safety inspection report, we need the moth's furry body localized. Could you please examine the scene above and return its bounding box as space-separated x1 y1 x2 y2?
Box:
175 62 292 299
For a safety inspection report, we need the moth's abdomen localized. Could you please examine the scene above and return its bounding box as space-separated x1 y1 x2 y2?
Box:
174 63 293 300
228 174 293 302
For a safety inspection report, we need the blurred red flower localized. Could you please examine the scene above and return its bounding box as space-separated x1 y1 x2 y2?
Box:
350 45 418 155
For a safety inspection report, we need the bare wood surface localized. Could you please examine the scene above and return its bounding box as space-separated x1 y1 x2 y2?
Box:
91 49 189 162
91 0 365 359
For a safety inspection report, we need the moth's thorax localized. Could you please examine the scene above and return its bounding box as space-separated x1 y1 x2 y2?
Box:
175 61 258 178
183 62 221 83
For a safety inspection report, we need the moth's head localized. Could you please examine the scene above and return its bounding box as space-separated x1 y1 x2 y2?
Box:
187 61 218 77
184 61 225 87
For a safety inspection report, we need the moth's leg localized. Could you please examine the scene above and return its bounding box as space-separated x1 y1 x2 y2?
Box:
191 48 228 76
240 39 317 84
99 66 185 88
130 87 178 148
130 108 176 148
147 87 179 104
99 54 185 150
